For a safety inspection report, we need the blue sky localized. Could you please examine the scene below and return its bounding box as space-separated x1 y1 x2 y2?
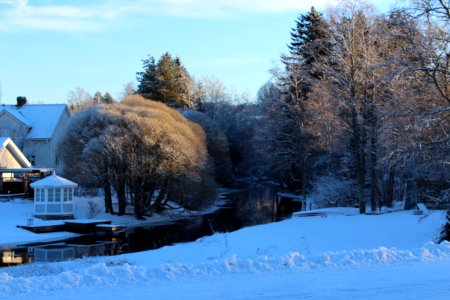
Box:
0 0 398 104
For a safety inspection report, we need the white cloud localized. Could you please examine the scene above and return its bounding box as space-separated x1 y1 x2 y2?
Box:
123 0 340 18
0 0 339 32
0 0 27 4
0 0 106 31
203 0 338 13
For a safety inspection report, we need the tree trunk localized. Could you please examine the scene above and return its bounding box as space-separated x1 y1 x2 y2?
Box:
302 153 308 202
103 177 113 214
151 179 169 212
352 110 366 214
386 166 395 208
133 180 144 219
404 179 417 210
369 128 378 213
370 142 378 213
357 150 366 214
145 188 155 212
117 177 126 215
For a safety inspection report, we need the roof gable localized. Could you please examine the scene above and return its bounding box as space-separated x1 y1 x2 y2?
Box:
0 108 31 127
0 104 68 139
0 137 32 168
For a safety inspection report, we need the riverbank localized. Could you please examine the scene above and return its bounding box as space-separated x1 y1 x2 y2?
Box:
0 194 227 248
1 207 449 299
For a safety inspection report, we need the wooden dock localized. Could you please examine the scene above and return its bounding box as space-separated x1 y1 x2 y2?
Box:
63 219 112 233
17 219 122 234
95 224 123 233
17 222 66 233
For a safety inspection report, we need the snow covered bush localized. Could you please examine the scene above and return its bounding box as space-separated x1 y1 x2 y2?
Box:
59 95 216 219
309 176 356 209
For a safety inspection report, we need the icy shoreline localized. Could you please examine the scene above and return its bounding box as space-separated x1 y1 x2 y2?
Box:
1 208 448 299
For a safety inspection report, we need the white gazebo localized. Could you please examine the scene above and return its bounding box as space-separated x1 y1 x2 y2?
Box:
30 172 78 219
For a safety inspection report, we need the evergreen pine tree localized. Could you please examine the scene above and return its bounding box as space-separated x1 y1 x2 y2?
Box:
270 7 332 194
287 6 332 78
102 92 114 104
136 56 161 100
136 53 193 108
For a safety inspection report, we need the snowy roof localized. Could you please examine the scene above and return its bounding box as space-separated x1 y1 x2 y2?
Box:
0 106 30 126
30 173 78 188
0 104 68 139
0 136 32 168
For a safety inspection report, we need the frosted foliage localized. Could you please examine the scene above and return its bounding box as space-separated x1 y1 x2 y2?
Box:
310 176 356 209
59 95 214 216
183 109 233 184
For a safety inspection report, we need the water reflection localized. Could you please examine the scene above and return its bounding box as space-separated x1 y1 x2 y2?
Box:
33 241 122 262
2 184 301 266
226 184 279 227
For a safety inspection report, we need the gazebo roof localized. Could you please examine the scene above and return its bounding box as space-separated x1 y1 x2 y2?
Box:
30 173 78 188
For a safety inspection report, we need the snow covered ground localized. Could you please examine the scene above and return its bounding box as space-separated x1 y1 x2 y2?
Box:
0 197 201 246
1 200 449 300
0 199 78 246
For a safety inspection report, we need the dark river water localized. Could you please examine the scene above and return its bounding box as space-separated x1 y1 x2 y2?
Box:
1 184 302 266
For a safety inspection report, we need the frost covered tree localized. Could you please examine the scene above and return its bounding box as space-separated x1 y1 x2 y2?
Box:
67 87 94 112
261 7 332 195
192 77 228 114
59 95 215 218
372 9 450 207
253 1 449 211
183 110 233 185
58 105 117 213
190 77 263 177
317 2 391 213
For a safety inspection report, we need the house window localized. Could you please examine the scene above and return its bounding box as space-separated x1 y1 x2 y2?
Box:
54 188 61 202
63 188 69 202
63 188 73 202
35 188 45 202
48 188 54 202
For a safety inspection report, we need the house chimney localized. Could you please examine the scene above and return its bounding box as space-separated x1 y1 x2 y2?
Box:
17 96 27 107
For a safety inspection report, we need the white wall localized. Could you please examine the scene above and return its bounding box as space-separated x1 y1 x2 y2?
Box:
0 113 29 149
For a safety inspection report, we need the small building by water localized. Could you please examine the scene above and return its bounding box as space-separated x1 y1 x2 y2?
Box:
30 172 78 219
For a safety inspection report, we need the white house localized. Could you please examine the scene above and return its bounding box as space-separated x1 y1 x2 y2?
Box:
0 98 70 169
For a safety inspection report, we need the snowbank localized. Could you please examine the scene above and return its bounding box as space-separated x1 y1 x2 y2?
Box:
0 208 448 299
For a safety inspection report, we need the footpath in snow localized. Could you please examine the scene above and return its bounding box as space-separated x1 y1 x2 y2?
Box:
0 205 449 299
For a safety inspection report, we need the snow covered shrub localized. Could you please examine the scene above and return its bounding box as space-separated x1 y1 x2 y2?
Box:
87 199 101 218
309 176 356 209
73 196 104 219
59 95 216 219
